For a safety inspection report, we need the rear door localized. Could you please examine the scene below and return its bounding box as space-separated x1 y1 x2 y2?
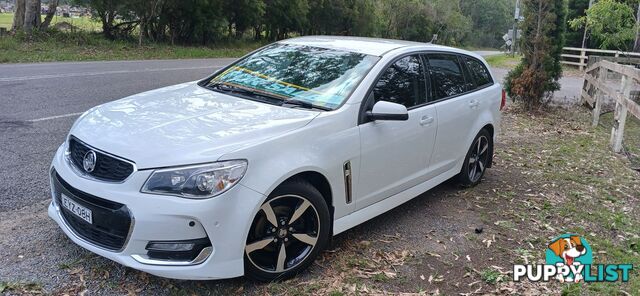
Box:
423 53 479 174
356 54 437 210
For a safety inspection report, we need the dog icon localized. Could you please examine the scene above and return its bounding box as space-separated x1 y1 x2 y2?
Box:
548 236 587 282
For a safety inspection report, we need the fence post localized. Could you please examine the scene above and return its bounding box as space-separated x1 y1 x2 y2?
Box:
580 48 587 71
610 75 631 153
592 65 607 127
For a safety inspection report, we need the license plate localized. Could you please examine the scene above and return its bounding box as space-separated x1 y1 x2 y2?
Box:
61 193 93 224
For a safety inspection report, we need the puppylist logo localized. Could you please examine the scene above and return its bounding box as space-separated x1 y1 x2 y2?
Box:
513 234 633 283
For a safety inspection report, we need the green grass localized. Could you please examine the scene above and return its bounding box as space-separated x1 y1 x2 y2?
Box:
0 14 261 63
0 12 12 29
462 46 500 51
503 108 640 294
599 111 640 168
0 30 263 63
480 268 504 285
485 53 522 69
0 281 44 294
0 12 100 30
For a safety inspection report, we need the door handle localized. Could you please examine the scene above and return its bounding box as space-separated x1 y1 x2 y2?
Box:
419 116 434 126
469 100 480 108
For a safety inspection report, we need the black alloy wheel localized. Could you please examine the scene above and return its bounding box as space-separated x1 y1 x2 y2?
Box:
458 129 492 186
244 179 330 281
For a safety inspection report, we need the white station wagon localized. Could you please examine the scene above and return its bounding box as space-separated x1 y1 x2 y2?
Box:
49 36 503 281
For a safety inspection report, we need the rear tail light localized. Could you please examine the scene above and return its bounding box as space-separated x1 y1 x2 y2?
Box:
500 89 506 111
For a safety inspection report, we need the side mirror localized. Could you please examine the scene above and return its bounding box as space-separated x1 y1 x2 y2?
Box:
366 101 409 121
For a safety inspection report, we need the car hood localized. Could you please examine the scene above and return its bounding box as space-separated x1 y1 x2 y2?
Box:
70 82 319 169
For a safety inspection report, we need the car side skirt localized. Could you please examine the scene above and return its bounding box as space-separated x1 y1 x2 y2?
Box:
333 165 460 235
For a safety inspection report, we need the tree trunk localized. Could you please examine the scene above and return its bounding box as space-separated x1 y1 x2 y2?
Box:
100 12 115 39
23 0 41 32
40 0 58 30
253 25 261 40
139 18 144 46
634 3 640 52
11 0 26 31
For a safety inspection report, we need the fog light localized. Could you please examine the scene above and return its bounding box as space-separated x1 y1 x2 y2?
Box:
147 242 195 252
145 238 211 261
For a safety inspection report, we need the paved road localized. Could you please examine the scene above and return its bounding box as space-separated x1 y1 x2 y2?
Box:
0 51 585 213
0 59 234 211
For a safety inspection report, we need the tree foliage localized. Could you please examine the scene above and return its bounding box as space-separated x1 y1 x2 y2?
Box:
307 0 378 36
263 0 309 40
461 0 514 48
565 0 591 47
51 0 513 47
569 0 637 51
505 0 567 111
72 0 131 39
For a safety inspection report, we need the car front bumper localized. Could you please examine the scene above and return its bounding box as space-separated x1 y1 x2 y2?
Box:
48 144 265 280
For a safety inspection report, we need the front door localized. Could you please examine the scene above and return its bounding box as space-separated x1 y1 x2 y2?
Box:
356 54 438 210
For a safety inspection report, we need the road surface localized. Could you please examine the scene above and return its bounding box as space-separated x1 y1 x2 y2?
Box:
0 59 235 211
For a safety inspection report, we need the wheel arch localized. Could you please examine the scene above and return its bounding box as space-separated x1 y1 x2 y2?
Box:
480 123 494 168
461 121 495 171
278 171 334 230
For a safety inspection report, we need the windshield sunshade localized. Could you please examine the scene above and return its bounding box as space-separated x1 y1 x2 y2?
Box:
207 44 379 110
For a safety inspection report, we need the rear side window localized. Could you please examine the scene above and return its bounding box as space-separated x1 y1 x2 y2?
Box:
425 54 466 99
464 57 493 88
372 55 427 108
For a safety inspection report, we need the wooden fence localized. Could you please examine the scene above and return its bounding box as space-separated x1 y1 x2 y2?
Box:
562 47 640 71
581 59 640 153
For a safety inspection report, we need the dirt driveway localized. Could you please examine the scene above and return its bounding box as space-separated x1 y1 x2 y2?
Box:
2 83 639 295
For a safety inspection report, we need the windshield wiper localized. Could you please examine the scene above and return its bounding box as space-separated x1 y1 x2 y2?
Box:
207 82 282 105
281 99 331 111
207 82 331 111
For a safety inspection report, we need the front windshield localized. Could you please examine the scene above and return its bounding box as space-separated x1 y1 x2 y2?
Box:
205 43 380 110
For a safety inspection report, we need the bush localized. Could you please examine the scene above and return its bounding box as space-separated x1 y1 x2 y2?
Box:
504 0 566 111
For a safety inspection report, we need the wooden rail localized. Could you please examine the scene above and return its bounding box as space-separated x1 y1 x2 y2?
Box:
582 60 640 153
562 47 640 71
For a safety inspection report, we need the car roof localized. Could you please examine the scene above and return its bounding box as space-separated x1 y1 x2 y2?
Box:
278 35 463 57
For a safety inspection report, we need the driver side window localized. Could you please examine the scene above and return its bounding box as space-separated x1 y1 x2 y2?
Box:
372 55 427 109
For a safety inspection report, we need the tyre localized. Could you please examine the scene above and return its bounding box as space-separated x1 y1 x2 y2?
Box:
244 179 330 282
458 129 492 186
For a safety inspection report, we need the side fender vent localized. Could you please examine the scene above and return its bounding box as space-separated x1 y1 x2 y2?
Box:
343 161 352 204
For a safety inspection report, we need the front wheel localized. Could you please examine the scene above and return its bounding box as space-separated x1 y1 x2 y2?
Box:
458 129 492 186
244 179 330 282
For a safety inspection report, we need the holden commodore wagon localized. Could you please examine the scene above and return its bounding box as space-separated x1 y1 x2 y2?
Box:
49 36 503 281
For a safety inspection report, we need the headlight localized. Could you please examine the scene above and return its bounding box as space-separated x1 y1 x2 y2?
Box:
141 160 247 199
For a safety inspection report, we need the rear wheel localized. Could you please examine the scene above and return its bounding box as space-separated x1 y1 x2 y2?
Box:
244 179 330 282
458 129 492 186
